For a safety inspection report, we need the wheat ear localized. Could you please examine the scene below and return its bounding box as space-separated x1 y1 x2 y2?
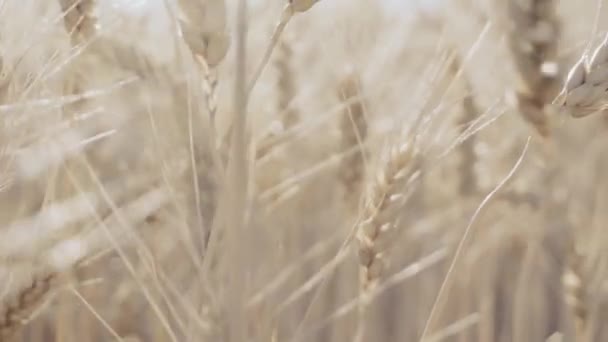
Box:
0 273 57 341
0 184 169 340
357 140 419 288
178 0 229 138
176 0 229 254
354 138 420 341
506 0 561 137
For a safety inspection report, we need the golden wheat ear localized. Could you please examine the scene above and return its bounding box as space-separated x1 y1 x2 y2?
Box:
355 136 421 341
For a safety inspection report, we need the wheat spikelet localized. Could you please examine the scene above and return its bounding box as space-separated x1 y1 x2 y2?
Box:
506 0 561 137
337 71 367 207
561 34 608 118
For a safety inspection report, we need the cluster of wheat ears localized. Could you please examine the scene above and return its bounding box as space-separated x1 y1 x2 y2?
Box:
2 0 608 341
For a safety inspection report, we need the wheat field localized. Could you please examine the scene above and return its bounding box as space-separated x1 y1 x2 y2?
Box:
0 0 608 341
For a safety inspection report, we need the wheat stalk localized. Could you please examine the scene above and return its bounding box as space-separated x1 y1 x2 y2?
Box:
506 0 561 137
